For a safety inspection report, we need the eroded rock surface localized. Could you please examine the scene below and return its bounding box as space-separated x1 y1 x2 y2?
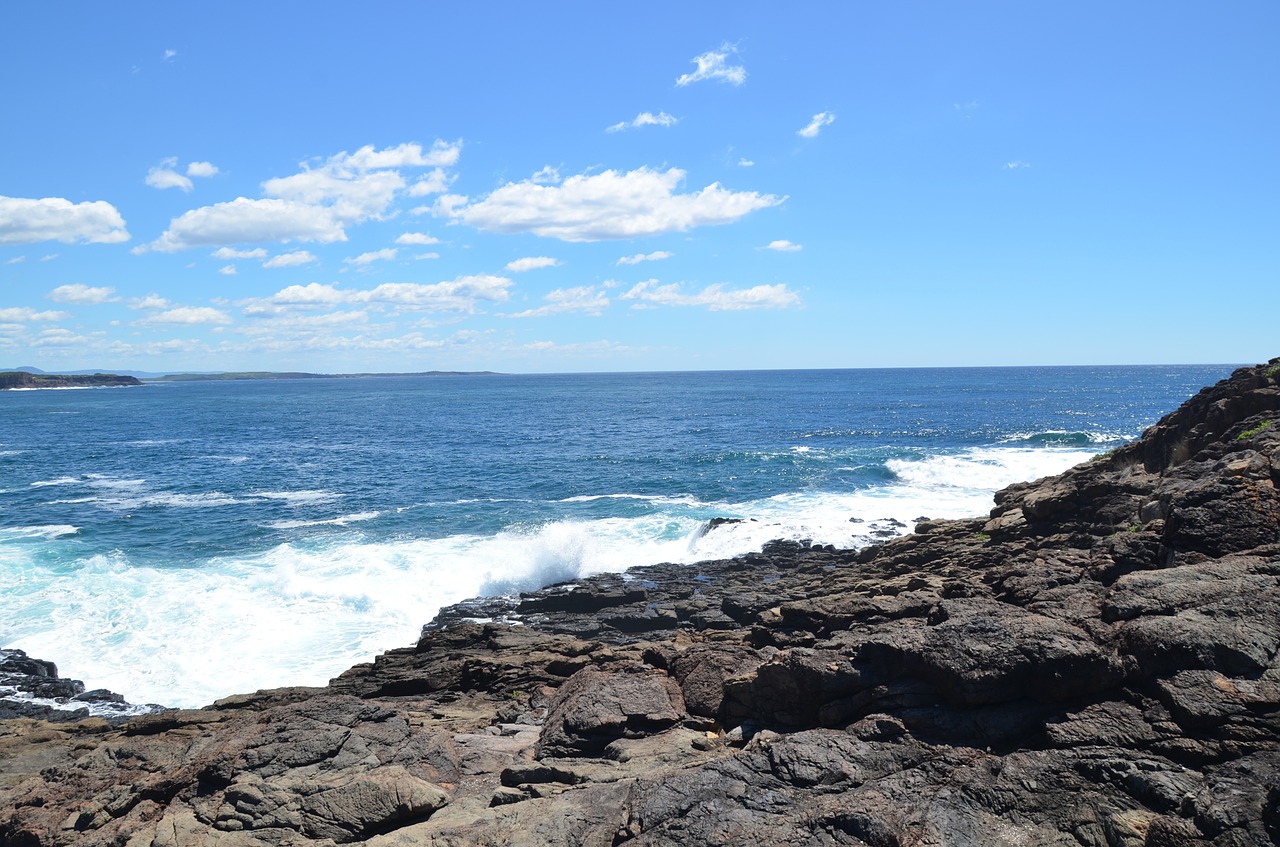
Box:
2 359 1278 846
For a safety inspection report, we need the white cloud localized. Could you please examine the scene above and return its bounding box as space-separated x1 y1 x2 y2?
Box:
0 196 130 245
146 141 461 251
4 256 24 265
621 280 800 311
140 306 233 325
617 250 673 266
531 166 561 185
263 250 317 268
354 275 511 312
218 265 237 275
0 307 70 321
186 161 219 178
41 254 57 261
48 284 117 304
264 168 404 223
163 49 177 61
1006 160 1031 170
676 44 746 86
344 140 461 170
212 247 267 260
414 252 440 260
505 256 560 272
245 283 349 313
146 158 194 192
344 248 398 266
143 197 346 252
798 111 836 138
738 158 754 167
765 239 802 252
607 112 677 133
33 328 91 346
262 142 462 221
407 168 454 197
243 275 511 317
446 167 782 242
395 232 440 246
130 293 171 310
508 286 609 318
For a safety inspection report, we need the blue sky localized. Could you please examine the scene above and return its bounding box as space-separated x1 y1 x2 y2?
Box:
1 2 1276 373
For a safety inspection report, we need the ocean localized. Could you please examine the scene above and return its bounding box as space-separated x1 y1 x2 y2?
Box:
0 365 1236 709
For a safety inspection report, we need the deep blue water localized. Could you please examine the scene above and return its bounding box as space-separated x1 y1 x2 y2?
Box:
0 365 1237 706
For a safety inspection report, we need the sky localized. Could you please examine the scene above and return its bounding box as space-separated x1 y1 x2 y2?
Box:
1 2 1276 374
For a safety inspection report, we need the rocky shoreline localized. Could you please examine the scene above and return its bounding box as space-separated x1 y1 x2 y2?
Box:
0 372 143 390
2 359 1277 846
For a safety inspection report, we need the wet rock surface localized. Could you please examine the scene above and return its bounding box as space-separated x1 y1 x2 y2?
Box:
2 359 1278 846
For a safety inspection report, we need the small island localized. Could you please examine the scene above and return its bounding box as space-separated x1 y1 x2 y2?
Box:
0 371 144 390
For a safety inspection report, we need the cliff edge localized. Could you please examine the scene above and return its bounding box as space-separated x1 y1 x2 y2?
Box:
2 359 1277 846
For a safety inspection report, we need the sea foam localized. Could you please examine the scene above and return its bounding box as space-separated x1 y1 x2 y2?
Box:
2 445 1094 709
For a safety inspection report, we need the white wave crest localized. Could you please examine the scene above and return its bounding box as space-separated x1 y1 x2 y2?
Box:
30 477 81 488
255 490 342 506
267 511 381 530
0 524 79 541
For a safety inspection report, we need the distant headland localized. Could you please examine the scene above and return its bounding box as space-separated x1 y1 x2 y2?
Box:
0 371 143 390
0 366 501 388
148 370 500 381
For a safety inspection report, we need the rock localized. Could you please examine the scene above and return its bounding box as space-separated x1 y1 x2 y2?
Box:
3 358 1279 846
537 664 687 758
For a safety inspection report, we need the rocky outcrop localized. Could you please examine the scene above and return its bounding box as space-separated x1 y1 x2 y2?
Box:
1 359 1277 846
0 371 143 389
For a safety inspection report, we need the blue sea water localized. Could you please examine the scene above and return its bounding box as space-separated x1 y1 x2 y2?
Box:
0 365 1237 707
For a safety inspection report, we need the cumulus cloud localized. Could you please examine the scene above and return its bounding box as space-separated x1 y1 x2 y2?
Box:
139 306 233 325
505 256 560 272
130 293 171 310
444 167 782 242
531 167 561 185
143 197 346 252
146 158 194 192
145 141 462 251
263 250 317 268
48 284 117 304
620 280 800 311
607 112 677 133
407 168 454 197
243 275 512 317
765 239 802 252
738 158 754 167
245 283 349 313
186 161 219 178
395 232 440 245
617 251 673 266
212 247 265 260
797 111 836 138
218 265 237 275
354 276 511 311
1006 160 1031 170
344 140 461 170
344 248 398 266
33 328 93 347
676 44 746 86
0 196 130 245
0 307 70 321
508 286 609 318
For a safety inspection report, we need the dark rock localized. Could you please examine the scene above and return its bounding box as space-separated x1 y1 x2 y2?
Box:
537 664 687 758
2 358 1279 846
